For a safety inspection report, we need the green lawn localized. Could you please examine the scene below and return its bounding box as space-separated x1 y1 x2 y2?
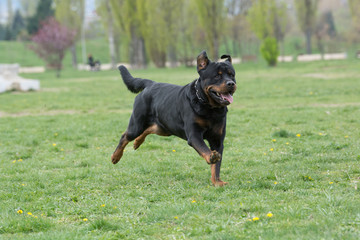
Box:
1 60 360 239
0 38 110 67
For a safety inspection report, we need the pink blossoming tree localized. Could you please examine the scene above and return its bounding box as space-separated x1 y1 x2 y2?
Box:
30 17 76 77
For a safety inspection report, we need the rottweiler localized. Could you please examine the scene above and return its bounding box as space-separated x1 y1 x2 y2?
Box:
111 51 236 186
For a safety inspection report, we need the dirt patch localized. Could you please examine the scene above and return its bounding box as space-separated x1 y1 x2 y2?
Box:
40 87 70 93
0 110 80 118
303 73 332 79
0 109 132 118
309 102 360 108
302 73 351 80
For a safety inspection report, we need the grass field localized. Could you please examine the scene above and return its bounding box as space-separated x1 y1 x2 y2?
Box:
0 38 110 68
1 60 360 239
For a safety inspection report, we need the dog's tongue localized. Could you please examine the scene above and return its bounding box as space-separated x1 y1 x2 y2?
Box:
220 93 233 104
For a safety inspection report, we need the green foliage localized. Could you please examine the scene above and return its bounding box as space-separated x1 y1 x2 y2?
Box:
260 37 279 66
247 0 273 40
27 0 54 35
1 60 360 239
194 0 225 59
294 0 319 33
54 0 84 34
247 0 287 41
9 10 26 40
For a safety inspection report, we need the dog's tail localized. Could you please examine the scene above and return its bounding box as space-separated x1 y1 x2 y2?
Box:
118 65 153 93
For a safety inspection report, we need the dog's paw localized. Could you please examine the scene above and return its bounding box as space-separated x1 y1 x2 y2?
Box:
209 151 221 164
213 180 228 187
111 153 120 164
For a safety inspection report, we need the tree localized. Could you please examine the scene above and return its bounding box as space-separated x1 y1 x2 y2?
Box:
7 0 13 25
247 0 273 40
11 10 26 40
55 0 85 68
178 0 200 66
20 0 39 19
30 17 76 77
315 11 336 56
260 37 279 66
27 0 54 35
294 0 318 54
247 0 286 66
194 0 225 60
111 0 147 69
348 0 360 48
139 0 183 67
225 0 252 58
97 0 117 69
0 24 6 40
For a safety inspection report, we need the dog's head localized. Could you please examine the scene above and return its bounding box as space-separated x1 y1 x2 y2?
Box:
196 51 236 107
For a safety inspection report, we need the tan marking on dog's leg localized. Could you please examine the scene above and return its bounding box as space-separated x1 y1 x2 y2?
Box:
134 124 170 150
111 132 130 164
211 163 228 187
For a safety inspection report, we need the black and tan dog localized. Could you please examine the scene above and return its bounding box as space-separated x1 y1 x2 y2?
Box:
111 51 236 186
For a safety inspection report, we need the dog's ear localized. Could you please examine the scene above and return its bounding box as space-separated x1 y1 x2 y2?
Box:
221 54 232 64
197 51 210 72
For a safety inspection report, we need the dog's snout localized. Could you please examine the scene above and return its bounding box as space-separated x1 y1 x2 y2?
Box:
226 81 236 88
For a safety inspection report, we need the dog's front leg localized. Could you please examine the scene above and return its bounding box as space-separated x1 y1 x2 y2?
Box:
209 139 228 187
187 135 221 165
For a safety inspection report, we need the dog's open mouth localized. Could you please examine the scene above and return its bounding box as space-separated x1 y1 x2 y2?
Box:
210 89 234 105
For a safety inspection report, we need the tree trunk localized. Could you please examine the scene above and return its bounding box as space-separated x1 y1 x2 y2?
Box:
80 0 86 64
105 0 116 69
168 47 177 68
130 29 147 69
70 43 78 69
306 29 312 54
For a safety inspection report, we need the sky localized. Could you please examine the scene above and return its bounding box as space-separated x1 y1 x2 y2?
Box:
0 0 96 24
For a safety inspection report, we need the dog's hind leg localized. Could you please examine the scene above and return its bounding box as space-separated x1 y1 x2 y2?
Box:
111 132 130 164
133 124 170 150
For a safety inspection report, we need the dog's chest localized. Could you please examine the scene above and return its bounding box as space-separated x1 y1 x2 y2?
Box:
195 116 225 136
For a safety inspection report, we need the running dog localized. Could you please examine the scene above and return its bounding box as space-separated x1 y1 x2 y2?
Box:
111 51 236 186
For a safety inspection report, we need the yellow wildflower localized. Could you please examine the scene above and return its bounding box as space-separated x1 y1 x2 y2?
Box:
329 182 334 185
27 212 33 216
252 217 260 221
172 149 176 152
192 200 196 203
267 212 273 218
174 216 179 219
272 139 276 142
83 218 88 222
274 181 278 185
296 134 301 137
101 204 105 207
17 209 23 214
270 148 274 151
52 143 57 147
